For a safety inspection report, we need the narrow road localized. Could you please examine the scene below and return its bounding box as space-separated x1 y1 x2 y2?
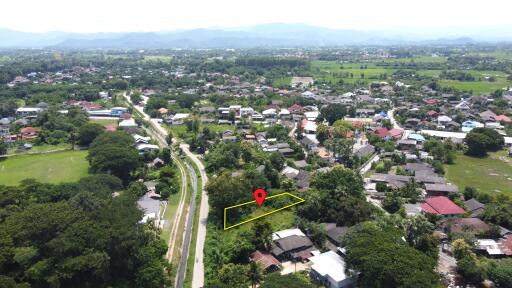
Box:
181 144 209 288
175 161 198 288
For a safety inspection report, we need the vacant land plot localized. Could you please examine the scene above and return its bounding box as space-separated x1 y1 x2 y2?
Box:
0 150 89 185
445 151 512 195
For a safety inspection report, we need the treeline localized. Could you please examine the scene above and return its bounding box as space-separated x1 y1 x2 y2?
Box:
440 70 475 81
235 57 308 69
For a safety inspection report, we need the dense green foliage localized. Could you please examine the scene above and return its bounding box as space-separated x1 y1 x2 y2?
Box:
0 175 169 288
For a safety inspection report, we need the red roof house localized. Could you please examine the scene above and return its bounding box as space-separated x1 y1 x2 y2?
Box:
19 127 40 140
421 196 465 217
495 115 512 123
250 250 281 272
288 104 303 114
374 128 403 139
427 110 439 117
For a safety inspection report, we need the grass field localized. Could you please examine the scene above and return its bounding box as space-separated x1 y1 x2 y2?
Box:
90 118 119 127
0 150 89 186
168 124 233 139
445 150 512 195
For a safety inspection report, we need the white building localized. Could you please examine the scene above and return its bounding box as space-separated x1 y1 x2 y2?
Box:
309 251 357 288
16 107 43 118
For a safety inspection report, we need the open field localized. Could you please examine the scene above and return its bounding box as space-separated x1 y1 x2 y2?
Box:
0 150 89 185
445 150 512 195
168 124 233 139
90 118 119 126
141 55 173 63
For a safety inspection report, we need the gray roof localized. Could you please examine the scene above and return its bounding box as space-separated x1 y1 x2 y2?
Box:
404 163 433 173
272 235 314 254
294 160 308 169
465 198 485 212
404 203 422 216
425 183 459 193
326 226 348 244
354 145 375 158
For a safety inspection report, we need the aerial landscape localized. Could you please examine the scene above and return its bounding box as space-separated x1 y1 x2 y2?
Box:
2 1 512 288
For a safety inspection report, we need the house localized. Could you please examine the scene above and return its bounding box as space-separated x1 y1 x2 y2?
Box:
421 196 465 217
480 110 497 122
288 104 304 114
136 144 159 153
19 127 40 140
476 239 504 257
309 251 357 288
199 106 215 114
437 115 452 126
170 113 190 125
495 114 512 123
133 134 151 144
355 109 375 118
271 229 315 262
222 135 237 143
498 234 512 256
465 198 486 217
424 183 459 196
250 251 281 273
441 218 490 236
324 224 348 247
110 107 129 117
353 145 375 158
461 120 484 132
0 124 9 138
119 118 138 130
396 139 417 151
16 107 43 118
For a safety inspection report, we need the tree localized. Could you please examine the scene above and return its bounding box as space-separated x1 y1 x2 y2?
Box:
252 220 273 251
0 141 7 155
88 131 140 183
260 273 315 288
452 239 476 260
344 222 439 288
465 131 489 156
465 127 505 156
320 104 348 125
310 165 364 198
248 261 263 288
316 124 329 145
383 190 402 214
207 172 252 225
78 123 105 146
488 259 512 288
213 264 250 288
481 202 512 229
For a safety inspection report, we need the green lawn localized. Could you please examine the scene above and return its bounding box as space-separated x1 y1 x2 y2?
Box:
90 118 119 127
445 151 512 195
0 150 89 186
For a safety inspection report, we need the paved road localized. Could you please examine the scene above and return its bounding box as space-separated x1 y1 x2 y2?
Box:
181 144 209 288
123 91 208 287
175 161 198 288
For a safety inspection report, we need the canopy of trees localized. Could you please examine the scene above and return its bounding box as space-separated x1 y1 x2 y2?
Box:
0 175 169 288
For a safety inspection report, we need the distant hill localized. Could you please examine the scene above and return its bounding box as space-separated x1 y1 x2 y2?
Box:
0 23 503 49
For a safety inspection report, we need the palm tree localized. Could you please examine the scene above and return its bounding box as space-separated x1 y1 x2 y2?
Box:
248 261 263 288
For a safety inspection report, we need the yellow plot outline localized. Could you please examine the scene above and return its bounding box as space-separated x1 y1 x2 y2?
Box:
223 192 305 230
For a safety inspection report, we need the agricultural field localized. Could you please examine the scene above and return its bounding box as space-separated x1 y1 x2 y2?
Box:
141 55 173 63
445 150 512 195
309 59 511 94
0 150 89 186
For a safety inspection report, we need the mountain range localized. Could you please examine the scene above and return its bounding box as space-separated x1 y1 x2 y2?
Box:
0 23 510 49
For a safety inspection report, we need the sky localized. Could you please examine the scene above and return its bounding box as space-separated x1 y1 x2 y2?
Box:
1 0 511 33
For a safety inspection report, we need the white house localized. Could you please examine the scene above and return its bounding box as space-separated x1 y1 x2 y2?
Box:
437 115 452 126
171 113 190 125
119 118 138 129
16 107 43 118
309 251 357 288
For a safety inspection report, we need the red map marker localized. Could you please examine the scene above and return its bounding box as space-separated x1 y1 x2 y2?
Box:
253 189 267 207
